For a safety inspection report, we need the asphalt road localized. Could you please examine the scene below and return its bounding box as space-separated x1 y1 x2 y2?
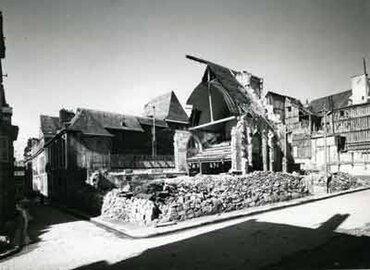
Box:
2 189 370 270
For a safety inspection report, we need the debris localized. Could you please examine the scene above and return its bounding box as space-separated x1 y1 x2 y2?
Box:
100 171 309 225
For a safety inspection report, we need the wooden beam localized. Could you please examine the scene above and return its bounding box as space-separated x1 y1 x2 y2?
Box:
189 116 236 131
208 68 214 122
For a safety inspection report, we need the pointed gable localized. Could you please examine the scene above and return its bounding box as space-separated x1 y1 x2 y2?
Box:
144 91 189 124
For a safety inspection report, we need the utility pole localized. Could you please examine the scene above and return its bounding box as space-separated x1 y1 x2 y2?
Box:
363 57 368 76
152 105 157 158
283 124 288 172
207 68 214 122
323 104 328 179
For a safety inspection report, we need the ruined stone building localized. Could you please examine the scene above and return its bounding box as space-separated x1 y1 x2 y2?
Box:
173 56 370 177
174 55 283 175
25 92 188 200
265 91 322 172
0 11 18 223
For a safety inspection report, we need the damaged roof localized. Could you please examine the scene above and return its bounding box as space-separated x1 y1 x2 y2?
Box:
186 55 265 117
40 115 61 136
266 91 313 115
309 90 352 114
143 91 189 123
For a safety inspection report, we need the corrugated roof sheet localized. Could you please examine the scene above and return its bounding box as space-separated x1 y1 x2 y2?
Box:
40 115 61 136
309 90 352 114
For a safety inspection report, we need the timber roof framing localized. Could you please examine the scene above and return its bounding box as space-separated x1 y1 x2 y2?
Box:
186 55 273 130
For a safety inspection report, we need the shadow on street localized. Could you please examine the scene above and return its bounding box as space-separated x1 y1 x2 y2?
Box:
73 213 370 270
9 201 81 259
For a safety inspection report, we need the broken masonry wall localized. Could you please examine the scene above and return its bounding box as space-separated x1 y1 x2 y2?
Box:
230 116 278 174
174 130 192 173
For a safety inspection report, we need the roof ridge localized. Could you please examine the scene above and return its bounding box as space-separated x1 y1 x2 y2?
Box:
78 107 141 119
310 89 352 103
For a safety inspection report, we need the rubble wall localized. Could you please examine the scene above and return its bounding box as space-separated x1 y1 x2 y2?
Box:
100 171 309 225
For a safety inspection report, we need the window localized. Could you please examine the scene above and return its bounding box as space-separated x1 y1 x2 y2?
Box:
287 106 292 112
340 111 345 117
0 137 9 162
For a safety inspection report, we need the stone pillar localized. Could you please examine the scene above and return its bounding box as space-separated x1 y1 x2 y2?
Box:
268 131 274 172
230 126 241 173
173 130 192 173
241 126 252 174
282 125 288 173
247 128 253 168
231 116 250 174
262 130 268 171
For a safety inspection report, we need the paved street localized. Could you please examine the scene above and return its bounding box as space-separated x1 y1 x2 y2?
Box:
2 190 370 270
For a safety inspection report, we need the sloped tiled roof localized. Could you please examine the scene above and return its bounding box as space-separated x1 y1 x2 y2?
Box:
143 91 189 123
40 115 61 136
67 108 170 136
309 90 352 114
69 109 145 135
68 109 114 136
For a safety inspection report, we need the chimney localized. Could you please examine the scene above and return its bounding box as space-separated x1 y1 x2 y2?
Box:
351 74 369 105
59 109 75 127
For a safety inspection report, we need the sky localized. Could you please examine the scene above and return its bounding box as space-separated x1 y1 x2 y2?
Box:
1 0 370 159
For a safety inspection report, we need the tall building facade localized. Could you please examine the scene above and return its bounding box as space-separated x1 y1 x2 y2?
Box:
0 11 18 223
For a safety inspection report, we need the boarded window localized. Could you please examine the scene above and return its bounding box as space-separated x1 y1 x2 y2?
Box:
0 137 9 162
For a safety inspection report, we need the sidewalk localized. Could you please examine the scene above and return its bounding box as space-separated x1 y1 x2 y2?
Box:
85 185 370 238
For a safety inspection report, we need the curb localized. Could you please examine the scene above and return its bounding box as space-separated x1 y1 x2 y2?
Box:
50 203 135 238
0 246 21 260
54 186 370 239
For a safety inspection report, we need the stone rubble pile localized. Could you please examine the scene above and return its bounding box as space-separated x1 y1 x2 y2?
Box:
303 172 366 194
157 171 308 222
101 189 157 225
331 172 364 192
100 171 309 225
